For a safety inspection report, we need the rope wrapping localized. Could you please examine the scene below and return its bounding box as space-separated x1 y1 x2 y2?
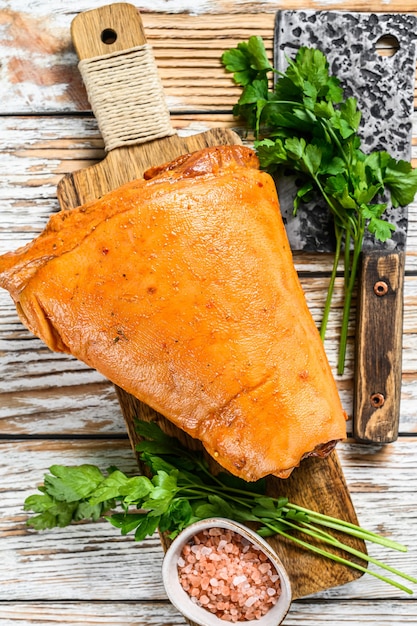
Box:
78 44 175 152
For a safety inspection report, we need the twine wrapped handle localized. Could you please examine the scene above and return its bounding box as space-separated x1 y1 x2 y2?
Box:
72 3 175 152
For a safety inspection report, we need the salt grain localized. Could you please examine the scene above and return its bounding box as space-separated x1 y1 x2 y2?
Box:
258 563 271 574
177 527 282 622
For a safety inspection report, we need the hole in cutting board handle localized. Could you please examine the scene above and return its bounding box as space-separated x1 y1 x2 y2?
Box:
375 34 400 57
101 28 118 45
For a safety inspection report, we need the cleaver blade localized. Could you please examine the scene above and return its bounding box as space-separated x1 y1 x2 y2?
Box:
274 10 417 443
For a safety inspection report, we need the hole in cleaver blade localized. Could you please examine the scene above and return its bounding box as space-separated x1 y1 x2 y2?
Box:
273 10 417 253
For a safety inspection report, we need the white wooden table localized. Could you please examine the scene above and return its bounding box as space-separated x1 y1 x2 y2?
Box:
1 1 417 624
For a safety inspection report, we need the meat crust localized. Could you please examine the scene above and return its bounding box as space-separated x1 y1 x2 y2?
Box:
0 145 347 481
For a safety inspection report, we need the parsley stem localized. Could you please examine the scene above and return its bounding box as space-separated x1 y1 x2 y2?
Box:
293 514 406 552
338 224 364 374
320 225 343 340
286 502 407 551
181 475 409 554
344 228 352 284
311 174 348 232
271 518 416 592
193 458 228 488
178 481 416 590
261 520 414 594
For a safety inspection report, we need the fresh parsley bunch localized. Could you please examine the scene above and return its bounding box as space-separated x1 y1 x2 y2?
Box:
221 37 417 373
24 420 417 594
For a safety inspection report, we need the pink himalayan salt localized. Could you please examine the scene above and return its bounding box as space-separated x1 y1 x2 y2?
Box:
177 528 281 623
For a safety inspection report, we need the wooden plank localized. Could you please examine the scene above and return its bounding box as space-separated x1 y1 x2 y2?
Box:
3 0 417 11
0 603 187 626
0 7 416 113
0 439 166 601
1 600 417 625
287 601 417 623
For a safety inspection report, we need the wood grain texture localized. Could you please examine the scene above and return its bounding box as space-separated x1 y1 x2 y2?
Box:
354 251 406 443
71 3 147 59
1 600 417 625
57 127 242 207
0 6 415 114
1 439 416 602
1 1 417 623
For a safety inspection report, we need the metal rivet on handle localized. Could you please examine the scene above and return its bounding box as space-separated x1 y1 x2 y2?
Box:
370 393 385 408
374 281 389 296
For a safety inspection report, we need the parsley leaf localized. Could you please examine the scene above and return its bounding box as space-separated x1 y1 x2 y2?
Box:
221 37 417 373
44 464 105 501
221 36 272 86
383 158 417 207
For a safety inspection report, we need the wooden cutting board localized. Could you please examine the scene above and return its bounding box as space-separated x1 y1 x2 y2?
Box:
57 2 366 604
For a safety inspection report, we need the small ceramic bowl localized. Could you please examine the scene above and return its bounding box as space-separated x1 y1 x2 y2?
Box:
162 517 292 626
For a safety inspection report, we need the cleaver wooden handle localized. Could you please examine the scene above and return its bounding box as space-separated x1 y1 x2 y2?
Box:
353 249 405 443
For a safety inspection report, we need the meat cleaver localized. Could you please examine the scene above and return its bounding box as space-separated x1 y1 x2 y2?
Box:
274 10 417 443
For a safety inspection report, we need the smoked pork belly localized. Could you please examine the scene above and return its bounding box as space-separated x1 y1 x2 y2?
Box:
0 145 347 481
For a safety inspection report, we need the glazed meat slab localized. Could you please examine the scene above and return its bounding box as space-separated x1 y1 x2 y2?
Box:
0 145 347 481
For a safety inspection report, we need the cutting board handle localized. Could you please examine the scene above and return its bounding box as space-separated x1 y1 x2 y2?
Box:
71 3 175 152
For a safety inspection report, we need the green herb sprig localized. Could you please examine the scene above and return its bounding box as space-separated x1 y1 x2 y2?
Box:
24 420 417 594
221 37 417 374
